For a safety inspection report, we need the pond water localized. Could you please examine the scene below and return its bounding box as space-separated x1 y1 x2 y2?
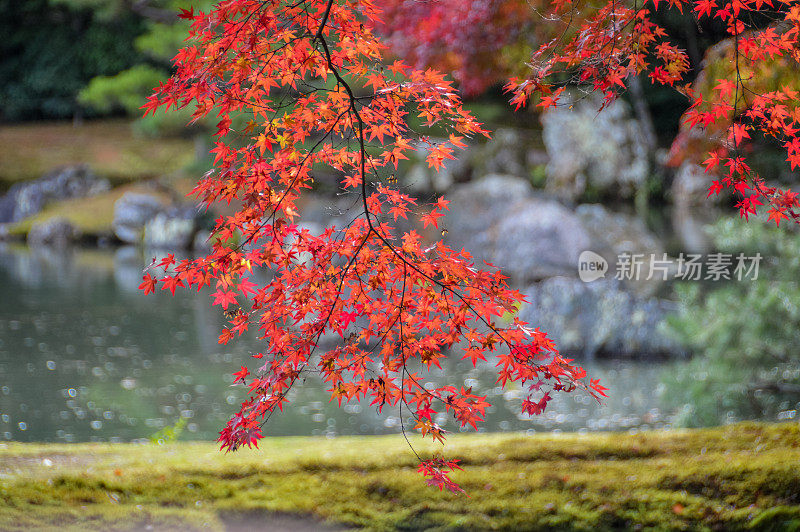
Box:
0 245 689 443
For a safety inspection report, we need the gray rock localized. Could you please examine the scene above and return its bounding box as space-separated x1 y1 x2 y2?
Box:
441 175 682 357
0 165 110 223
671 162 722 207
492 200 593 280
444 175 593 282
541 95 649 200
476 127 533 177
193 230 213 252
0 197 15 224
143 207 197 250
519 276 685 358
113 193 165 244
403 129 547 194
27 217 81 248
442 174 537 246
576 204 662 257
575 203 666 296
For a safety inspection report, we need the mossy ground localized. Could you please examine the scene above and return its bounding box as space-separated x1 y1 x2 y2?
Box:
0 120 236 239
0 120 193 187
1 423 799 531
2 183 175 239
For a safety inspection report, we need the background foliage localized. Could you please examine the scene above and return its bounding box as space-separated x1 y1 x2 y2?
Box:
666 218 800 427
0 0 145 121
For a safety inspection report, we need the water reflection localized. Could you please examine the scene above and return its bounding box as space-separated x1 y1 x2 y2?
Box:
2 245 681 442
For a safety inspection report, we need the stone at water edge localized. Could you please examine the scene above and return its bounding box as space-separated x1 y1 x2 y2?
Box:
27 217 82 248
519 276 685 358
112 192 165 244
144 207 198 250
442 175 683 358
0 165 110 223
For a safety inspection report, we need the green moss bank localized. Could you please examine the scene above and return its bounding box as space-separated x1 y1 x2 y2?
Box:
0 121 193 186
1 423 799 531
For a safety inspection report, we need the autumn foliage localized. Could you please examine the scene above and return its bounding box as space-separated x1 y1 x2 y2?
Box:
382 0 800 224
497 0 800 224
141 0 797 491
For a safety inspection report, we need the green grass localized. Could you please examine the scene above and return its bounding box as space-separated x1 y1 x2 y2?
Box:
1 423 799 530
0 120 194 186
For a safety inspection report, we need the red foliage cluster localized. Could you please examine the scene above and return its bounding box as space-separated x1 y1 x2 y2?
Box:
143 0 799 491
141 0 605 491
378 0 533 96
503 0 800 224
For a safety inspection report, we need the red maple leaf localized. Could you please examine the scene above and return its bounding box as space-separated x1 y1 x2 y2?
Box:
139 274 157 295
232 366 249 384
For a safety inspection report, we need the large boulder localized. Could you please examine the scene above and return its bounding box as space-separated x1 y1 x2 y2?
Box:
670 161 725 207
26 217 81 248
474 127 547 177
402 129 548 194
0 165 109 223
444 175 593 282
112 193 165 244
541 95 649 201
144 207 198 250
576 204 662 257
443 175 683 358
575 204 667 296
519 276 685 358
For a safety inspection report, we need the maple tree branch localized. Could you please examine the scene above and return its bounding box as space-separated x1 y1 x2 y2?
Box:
313 0 335 42
148 0 610 464
281 12 504 420
312 26 565 387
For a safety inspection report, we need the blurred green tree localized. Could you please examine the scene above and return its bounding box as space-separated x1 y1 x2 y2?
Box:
61 0 211 138
70 0 218 169
0 0 145 121
665 218 800 427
